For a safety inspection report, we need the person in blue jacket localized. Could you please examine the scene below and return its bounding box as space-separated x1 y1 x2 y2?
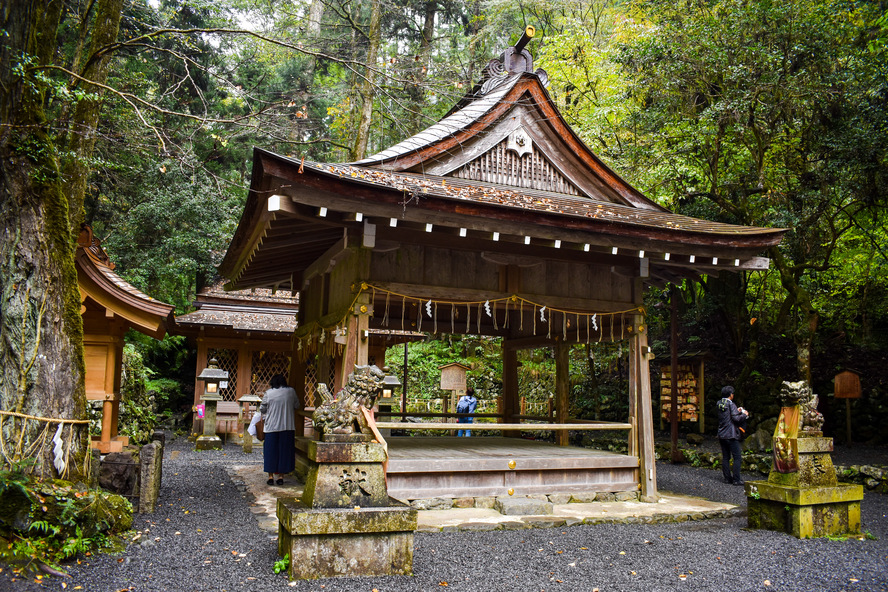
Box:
717 385 749 485
456 388 478 437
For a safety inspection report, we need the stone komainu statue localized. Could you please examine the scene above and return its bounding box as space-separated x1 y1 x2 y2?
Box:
312 365 386 437
779 380 824 434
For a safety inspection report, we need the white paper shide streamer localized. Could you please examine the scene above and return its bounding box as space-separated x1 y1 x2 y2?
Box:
52 423 66 475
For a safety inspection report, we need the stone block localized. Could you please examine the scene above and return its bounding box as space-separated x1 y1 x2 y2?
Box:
410 497 453 511
277 497 417 579
99 452 139 497
614 491 638 502
138 442 163 513
301 461 389 509
307 441 387 463
474 496 496 509
522 516 566 528
452 497 475 508
277 498 417 535
458 522 499 531
746 479 863 538
195 435 222 450
547 493 572 505
495 497 553 516
596 492 616 502
569 492 597 503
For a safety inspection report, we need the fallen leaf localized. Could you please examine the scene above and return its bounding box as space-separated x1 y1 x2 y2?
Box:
764 580 771 587
439 582 449 587
619 551 626 555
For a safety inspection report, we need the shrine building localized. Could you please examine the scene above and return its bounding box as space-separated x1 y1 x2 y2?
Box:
218 29 785 501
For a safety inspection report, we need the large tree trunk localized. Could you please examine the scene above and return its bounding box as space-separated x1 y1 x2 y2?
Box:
0 0 122 481
63 0 125 232
351 0 382 161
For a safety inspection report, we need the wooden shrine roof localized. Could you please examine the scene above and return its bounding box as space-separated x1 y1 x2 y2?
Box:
173 283 423 345
219 150 783 292
174 283 299 337
220 39 785 294
76 226 175 339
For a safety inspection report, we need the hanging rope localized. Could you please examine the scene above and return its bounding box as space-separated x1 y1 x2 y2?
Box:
0 411 90 480
295 283 644 356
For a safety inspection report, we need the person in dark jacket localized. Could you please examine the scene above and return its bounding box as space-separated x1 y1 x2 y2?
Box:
717 385 749 485
259 374 299 485
456 388 478 437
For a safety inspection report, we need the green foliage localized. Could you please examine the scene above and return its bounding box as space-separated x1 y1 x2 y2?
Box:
273 553 290 574
384 335 504 401
0 467 132 578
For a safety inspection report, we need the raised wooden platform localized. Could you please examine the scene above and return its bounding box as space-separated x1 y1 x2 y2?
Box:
296 436 639 501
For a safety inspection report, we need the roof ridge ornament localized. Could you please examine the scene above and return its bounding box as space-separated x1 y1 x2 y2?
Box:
480 26 549 95
77 224 116 270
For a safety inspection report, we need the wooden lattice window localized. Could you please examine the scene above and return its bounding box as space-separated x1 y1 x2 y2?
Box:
303 356 335 408
250 351 292 395
207 348 238 402
304 357 318 408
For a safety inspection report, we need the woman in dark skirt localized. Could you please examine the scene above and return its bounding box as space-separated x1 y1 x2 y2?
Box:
259 374 300 485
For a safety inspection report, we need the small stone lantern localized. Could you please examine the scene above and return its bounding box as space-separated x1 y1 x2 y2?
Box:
195 358 228 451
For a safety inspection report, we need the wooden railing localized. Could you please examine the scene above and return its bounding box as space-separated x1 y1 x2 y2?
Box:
296 408 634 451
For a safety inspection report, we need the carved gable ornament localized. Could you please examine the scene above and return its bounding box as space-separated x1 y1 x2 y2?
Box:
506 127 533 158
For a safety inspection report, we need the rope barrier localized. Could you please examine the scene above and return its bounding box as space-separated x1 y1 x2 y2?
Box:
294 282 646 359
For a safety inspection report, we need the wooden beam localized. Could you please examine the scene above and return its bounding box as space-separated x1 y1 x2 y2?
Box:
371 281 636 314
374 422 632 430
654 256 770 271
301 230 350 287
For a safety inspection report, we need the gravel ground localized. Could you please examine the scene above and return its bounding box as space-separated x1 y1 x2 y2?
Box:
3 436 887 592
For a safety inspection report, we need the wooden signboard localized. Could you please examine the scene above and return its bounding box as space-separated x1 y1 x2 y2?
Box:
439 363 469 391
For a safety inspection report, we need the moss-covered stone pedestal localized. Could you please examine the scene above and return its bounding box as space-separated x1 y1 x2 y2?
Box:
277 498 416 579
747 435 863 538
276 438 417 579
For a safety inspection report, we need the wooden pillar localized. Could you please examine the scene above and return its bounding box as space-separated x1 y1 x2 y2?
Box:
339 293 371 387
501 344 519 438
236 342 251 398
191 336 208 435
290 355 308 437
632 316 658 502
555 340 570 446
628 336 638 458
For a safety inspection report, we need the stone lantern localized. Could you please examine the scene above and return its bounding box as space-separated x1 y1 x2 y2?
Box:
195 358 228 450
377 373 402 436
